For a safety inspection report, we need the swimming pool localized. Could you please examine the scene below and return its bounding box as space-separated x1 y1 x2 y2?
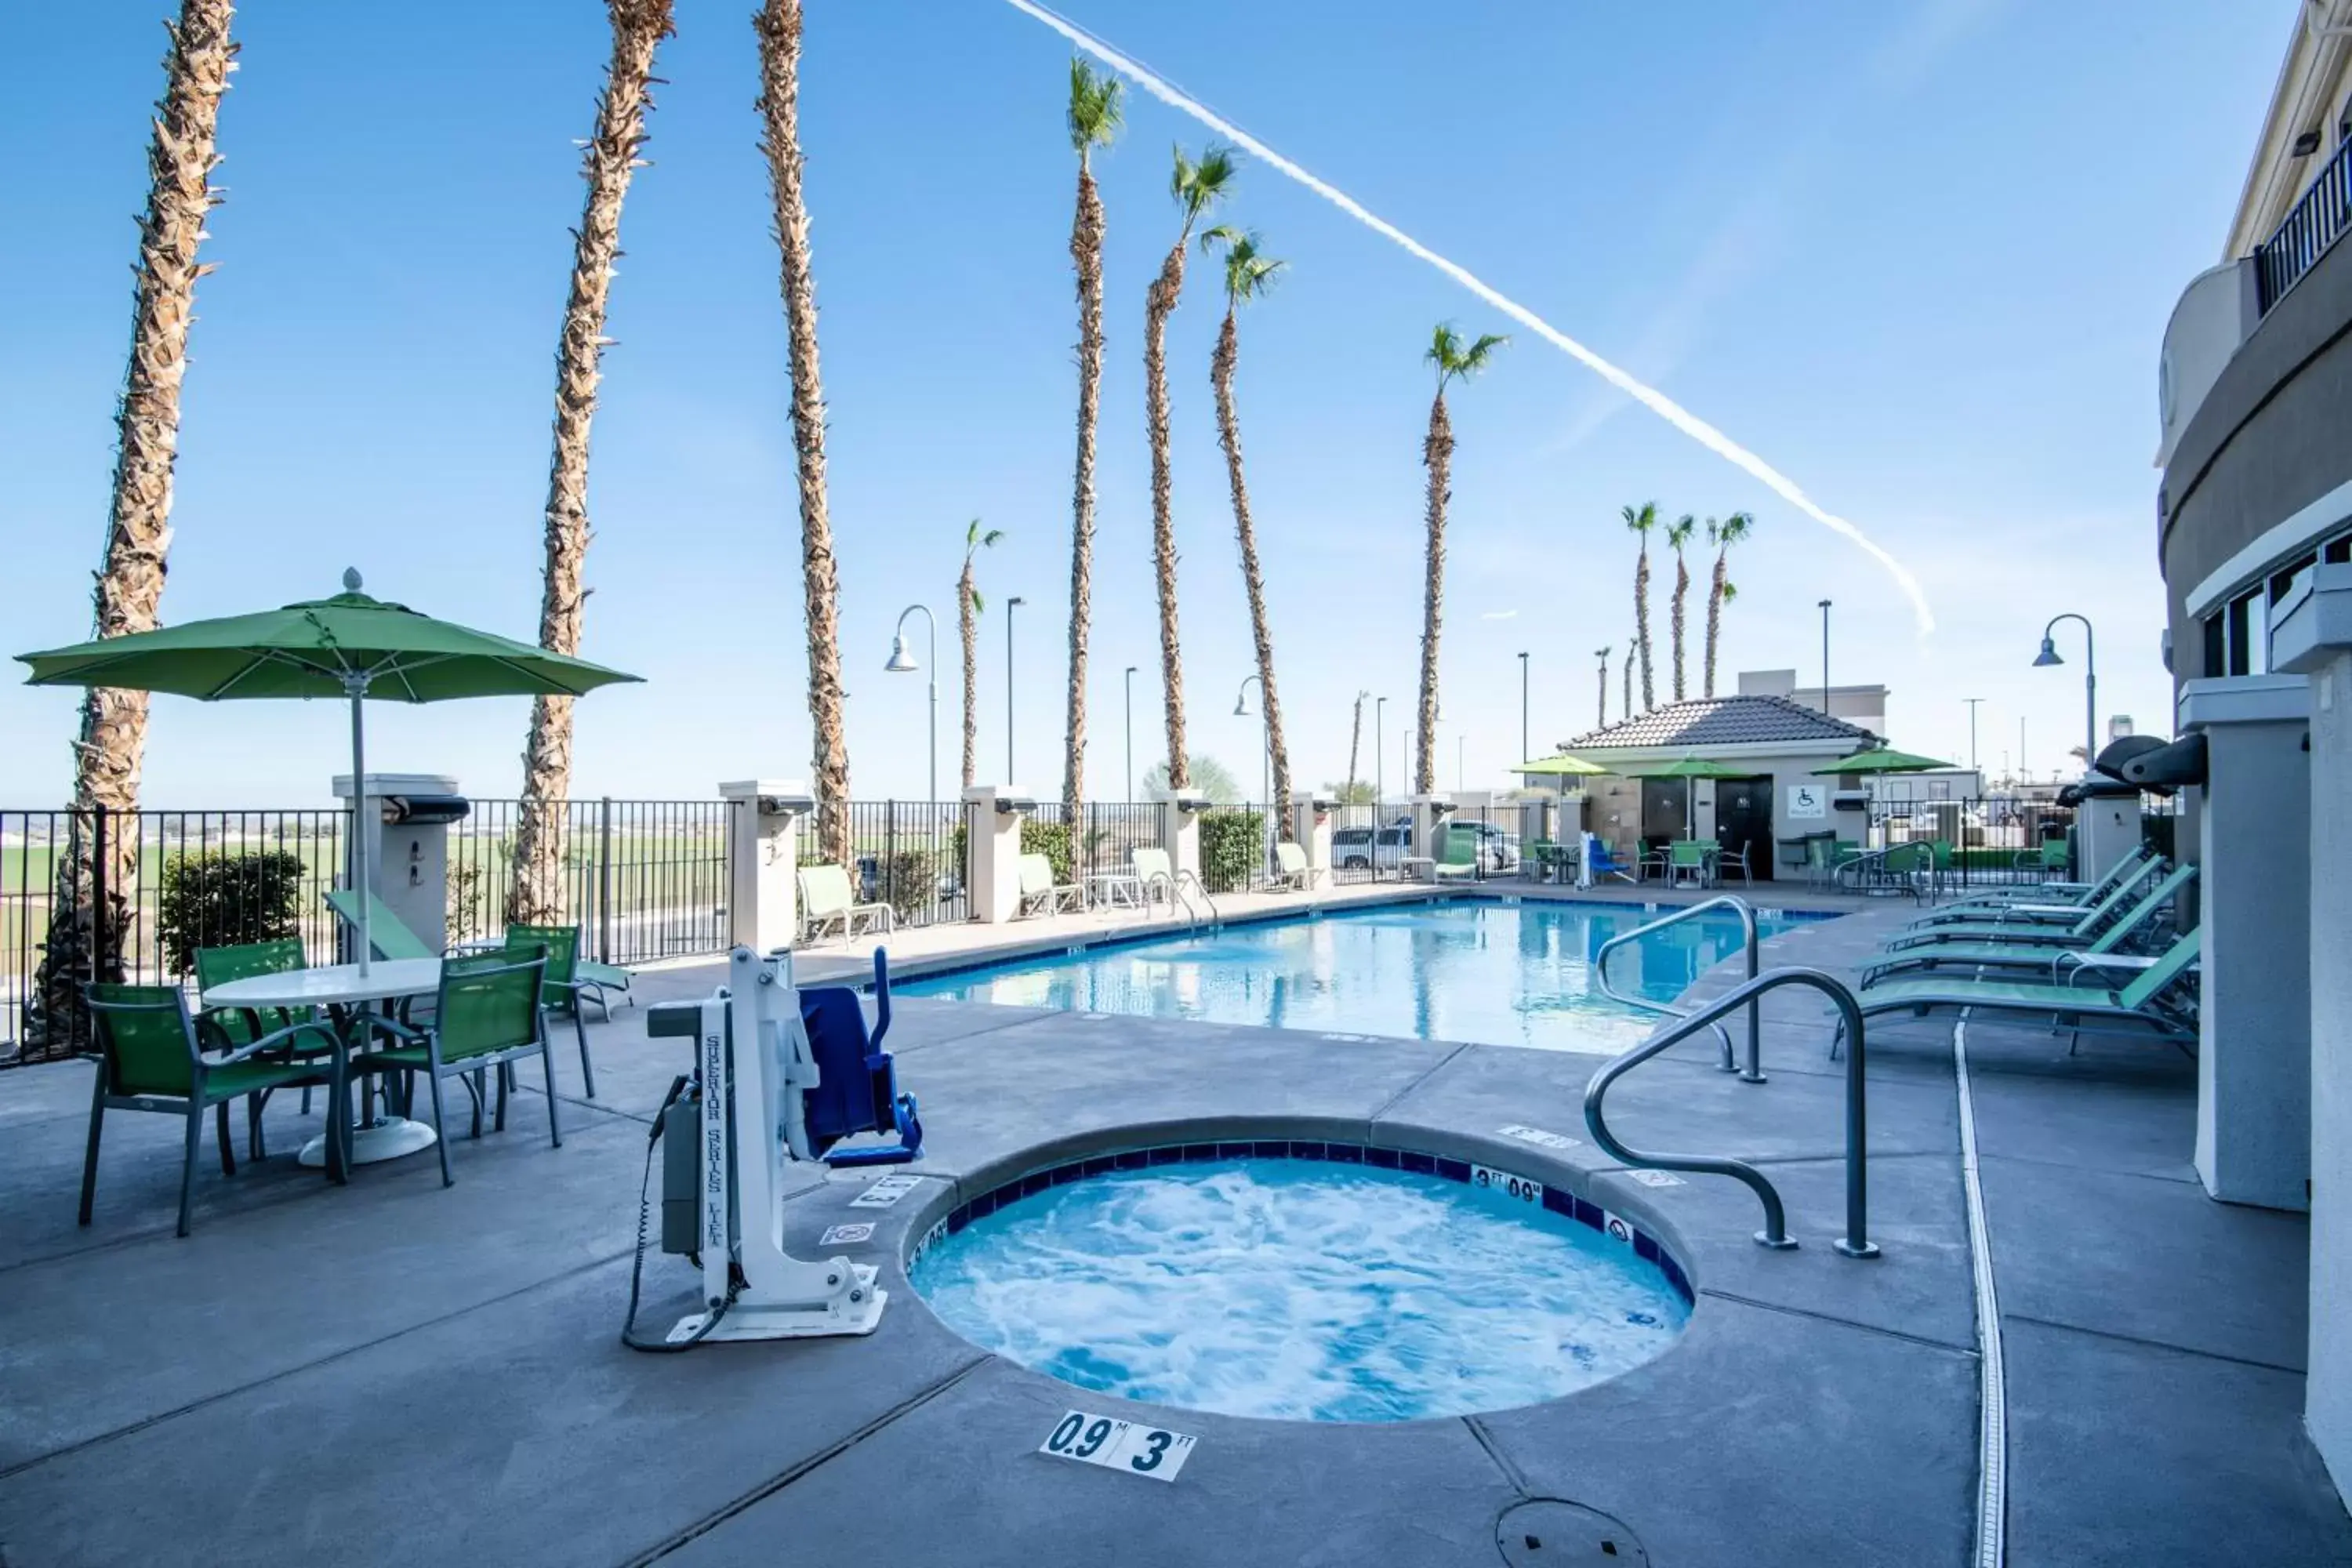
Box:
911 1149 1691 1421
898 898 1814 1054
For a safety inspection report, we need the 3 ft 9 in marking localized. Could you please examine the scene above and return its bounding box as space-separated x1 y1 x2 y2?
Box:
1472 1164 1544 1205
1039 1410 1197 1483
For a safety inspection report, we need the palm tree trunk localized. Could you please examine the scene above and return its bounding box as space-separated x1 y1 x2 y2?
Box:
1212 310 1290 828
1634 551 1654 711
1596 652 1607 730
1346 692 1365 800
1624 636 1634 720
1670 551 1690 702
1145 239 1190 789
1704 549 1727 699
1061 158 1107 825
512 0 673 928
755 0 851 867
959 563 978 791
1417 390 1453 794
35 0 235 1050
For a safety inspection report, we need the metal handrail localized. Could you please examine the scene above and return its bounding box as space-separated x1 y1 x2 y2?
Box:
1584 966 1878 1258
1174 869 1221 929
1594 895 1760 1081
1141 869 1218 932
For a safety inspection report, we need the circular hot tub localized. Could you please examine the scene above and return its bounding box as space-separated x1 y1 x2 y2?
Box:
909 1139 1691 1422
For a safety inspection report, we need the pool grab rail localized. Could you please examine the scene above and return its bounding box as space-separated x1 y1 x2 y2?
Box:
1141 869 1219 932
1595 895 1760 1082
1583 966 1878 1258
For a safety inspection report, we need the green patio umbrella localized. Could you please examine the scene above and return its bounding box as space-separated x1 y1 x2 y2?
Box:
1809 746 1953 775
1515 753 1609 777
17 569 641 975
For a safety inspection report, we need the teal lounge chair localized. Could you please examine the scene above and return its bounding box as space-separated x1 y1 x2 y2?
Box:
1835 927 2200 1057
1432 823 1483 880
1861 865 2195 983
1897 855 2161 937
1937 844 2151 913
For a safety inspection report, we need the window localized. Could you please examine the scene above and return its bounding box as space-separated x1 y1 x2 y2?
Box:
2203 611 2227 678
2326 532 2351 565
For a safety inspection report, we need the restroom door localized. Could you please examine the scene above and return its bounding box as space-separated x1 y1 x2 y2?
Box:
1715 776 1776 881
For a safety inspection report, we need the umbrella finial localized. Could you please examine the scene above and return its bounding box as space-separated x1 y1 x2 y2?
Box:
343 568 363 593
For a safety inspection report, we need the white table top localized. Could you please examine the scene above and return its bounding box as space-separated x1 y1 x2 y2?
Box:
203 958 442 1010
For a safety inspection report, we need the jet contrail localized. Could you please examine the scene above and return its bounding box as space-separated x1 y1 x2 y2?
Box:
1003 0 1936 635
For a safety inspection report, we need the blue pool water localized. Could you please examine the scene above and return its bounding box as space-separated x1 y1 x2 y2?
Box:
911 1157 1691 1421
899 899 1810 1053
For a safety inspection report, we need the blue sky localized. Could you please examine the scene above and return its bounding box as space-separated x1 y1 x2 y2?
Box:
2 2 2285 807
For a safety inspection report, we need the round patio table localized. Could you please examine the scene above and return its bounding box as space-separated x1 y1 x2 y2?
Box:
202 958 443 1175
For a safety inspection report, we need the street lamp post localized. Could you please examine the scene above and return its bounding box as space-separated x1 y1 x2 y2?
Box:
1375 696 1388 808
884 604 938 804
1817 599 1833 715
1518 651 1530 767
1963 696 1983 776
1005 595 1025 782
1234 674 1268 809
2033 612 2097 771
1123 666 1138 804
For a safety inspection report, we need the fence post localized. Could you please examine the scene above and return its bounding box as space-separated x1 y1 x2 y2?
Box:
597 797 614 964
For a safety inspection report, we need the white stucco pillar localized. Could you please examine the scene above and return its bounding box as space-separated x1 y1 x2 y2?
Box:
717 780 811 951
1410 793 1454 874
332 772 461 956
1292 797 1335 881
1152 789 1207 885
962 786 1033 923
2271 566 2352 1501
2177 677 2310 1213
2077 786 2147 885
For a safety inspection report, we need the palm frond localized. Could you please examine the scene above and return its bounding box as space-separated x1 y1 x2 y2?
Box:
967 588 985 615
1185 141 1240 215
1666 514 1696 550
1198 222 1244 255
1425 321 1462 374
982 528 1005 547
1621 501 1659 535
1456 332 1508 374
1067 57 1123 153
1719 510 1754 545
1167 143 1196 204
1719 581 1737 602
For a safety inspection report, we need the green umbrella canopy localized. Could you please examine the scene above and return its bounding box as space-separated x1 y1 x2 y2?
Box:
1617 755 1751 780
16 572 640 702
17 570 641 978
1809 746 1952 775
1515 753 1610 776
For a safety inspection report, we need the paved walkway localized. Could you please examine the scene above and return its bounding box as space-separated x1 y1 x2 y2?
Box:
0 891 2342 1566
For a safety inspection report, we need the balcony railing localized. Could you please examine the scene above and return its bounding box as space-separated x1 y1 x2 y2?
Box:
2256 134 2352 315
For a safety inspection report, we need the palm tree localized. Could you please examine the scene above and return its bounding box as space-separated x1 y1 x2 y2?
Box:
1623 628 1635 720
1417 323 1507 793
1665 513 1696 703
1143 142 1237 789
1059 57 1122 828
1622 502 1660 711
754 0 851 866
958 521 1004 791
511 0 676 926
1702 511 1754 698
1202 227 1294 827
1595 646 1610 730
1345 689 1369 800
34 0 238 1051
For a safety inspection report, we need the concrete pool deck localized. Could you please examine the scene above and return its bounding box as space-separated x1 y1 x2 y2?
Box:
0 894 2345 1565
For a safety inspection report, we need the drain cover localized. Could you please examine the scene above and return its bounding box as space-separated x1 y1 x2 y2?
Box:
1496 1499 1650 1566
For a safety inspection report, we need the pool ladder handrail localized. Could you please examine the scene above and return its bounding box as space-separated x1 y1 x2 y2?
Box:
1142 869 1219 932
1584 966 1878 1258
1594 894 1762 1081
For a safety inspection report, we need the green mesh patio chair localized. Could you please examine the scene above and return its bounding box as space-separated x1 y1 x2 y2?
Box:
80 983 343 1237
1668 840 1709 889
357 949 558 1188
194 938 332 1124
503 923 597 1099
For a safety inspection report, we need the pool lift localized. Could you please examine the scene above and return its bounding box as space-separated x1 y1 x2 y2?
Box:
630 945 923 1348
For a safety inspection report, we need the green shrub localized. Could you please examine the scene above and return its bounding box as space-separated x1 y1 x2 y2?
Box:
1198 809 1265 894
157 851 307 975
1022 819 1074 885
875 848 941 920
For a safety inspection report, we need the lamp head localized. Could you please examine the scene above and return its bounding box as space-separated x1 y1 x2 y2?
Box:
1233 695 1251 717
884 634 919 674
2033 637 2062 668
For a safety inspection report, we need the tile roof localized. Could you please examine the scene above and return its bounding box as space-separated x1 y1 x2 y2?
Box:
1561 694 1879 752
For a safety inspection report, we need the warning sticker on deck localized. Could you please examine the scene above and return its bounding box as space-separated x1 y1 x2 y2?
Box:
818 1223 877 1246
849 1174 924 1208
1497 1123 1581 1150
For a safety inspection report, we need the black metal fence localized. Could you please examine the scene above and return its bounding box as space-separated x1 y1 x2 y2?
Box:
447 798 733 965
1865 795 2078 889
2257 133 2352 314
4 807 347 1065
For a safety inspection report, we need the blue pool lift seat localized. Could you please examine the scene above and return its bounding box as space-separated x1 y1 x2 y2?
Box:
797 949 923 1167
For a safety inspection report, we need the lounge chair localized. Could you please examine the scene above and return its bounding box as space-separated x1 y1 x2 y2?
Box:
1896 856 2161 938
1017 852 1083 916
1273 841 1319 891
325 887 437 961
1430 823 1483 880
79 983 342 1236
1939 844 2151 913
1833 927 2200 1056
1861 865 2195 983
797 862 893 943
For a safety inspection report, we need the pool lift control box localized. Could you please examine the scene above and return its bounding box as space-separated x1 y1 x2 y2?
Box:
646 946 885 1342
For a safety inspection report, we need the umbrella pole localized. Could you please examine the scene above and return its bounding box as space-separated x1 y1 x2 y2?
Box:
348 677 370 978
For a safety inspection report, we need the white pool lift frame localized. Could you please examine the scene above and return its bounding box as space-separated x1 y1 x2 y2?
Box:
666 946 887 1344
